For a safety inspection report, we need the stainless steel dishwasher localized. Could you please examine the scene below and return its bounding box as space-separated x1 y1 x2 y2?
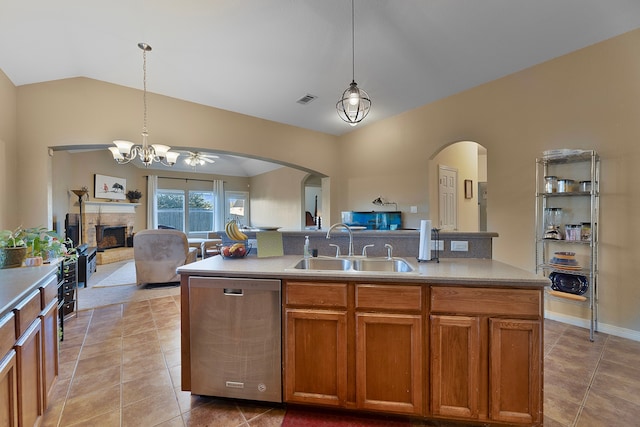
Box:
188 276 282 403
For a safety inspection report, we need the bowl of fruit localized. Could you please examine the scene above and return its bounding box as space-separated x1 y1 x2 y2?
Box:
219 242 251 259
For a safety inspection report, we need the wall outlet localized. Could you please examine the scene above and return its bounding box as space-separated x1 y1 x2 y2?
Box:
430 240 444 251
410 206 418 213
451 241 469 251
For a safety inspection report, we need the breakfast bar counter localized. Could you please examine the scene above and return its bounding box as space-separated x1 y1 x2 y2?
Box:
178 255 547 426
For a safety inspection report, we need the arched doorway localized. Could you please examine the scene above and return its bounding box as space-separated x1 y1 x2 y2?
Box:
429 141 487 231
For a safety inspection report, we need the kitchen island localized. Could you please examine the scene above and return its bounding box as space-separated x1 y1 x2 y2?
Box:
178 255 547 426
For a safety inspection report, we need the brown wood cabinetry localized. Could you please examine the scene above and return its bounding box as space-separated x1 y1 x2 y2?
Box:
39 299 59 407
355 284 423 415
284 281 348 406
430 286 542 425
0 270 60 427
284 281 424 416
15 319 43 427
284 281 542 425
0 312 18 427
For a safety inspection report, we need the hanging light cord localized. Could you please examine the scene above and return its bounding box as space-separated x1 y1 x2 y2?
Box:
351 0 355 82
141 43 149 143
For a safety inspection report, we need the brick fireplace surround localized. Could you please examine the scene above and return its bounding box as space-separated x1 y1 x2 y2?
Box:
81 202 138 264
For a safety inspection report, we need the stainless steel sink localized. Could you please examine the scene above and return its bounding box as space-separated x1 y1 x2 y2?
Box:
292 257 352 271
352 258 413 273
291 257 413 273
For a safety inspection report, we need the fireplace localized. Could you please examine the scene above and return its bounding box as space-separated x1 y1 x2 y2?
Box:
96 225 127 251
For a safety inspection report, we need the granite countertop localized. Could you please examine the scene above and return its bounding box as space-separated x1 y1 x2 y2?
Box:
0 263 59 318
177 255 548 288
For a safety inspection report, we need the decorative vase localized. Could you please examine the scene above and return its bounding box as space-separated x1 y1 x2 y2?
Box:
129 199 139 203
0 247 28 269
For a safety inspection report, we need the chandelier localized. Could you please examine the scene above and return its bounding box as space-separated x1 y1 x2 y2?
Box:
109 43 179 167
336 0 371 126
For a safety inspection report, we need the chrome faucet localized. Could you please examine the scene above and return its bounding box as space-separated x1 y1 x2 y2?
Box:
362 244 374 257
326 223 354 257
385 243 393 259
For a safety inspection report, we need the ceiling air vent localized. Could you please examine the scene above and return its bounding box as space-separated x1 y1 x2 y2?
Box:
296 94 317 105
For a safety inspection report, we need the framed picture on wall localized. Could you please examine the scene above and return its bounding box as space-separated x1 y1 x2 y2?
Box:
464 179 473 199
94 174 126 200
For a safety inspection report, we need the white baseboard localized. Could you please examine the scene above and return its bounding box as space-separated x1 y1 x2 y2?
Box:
545 310 640 342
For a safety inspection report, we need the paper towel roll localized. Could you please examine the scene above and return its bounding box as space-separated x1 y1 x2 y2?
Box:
418 220 431 261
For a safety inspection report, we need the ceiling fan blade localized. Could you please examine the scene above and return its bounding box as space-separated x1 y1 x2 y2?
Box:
202 157 215 163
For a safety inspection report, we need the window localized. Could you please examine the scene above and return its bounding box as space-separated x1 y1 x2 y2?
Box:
188 191 215 233
157 190 216 233
157 190 185 231
225 191 250 227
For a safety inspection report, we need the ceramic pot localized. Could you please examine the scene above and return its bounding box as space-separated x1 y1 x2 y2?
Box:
0 247 28 269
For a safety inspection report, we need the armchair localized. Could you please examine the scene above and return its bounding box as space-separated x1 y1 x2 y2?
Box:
134 229 197 285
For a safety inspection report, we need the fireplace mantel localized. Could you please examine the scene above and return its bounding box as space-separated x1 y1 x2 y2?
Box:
84 201 140 214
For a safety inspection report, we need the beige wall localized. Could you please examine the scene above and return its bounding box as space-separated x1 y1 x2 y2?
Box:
340 29 640 336
0 69 17 228
249 167 310 229
2 28 640 336
14 77 341 230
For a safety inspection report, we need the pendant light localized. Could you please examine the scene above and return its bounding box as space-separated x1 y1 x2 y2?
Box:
336 0 371 126
109 43 179 167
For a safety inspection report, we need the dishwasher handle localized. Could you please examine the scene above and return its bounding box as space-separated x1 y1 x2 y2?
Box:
223 288 244 296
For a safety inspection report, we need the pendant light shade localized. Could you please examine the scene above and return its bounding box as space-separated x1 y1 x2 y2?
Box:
336 0 371 126
337 81 371 126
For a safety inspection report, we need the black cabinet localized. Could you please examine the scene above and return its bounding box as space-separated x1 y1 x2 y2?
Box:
57 258 77 341
77 247 97 288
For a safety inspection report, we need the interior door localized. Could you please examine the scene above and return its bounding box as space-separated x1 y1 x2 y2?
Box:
438 165 457 230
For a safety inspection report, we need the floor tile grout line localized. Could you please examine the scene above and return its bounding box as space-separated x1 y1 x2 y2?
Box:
55 309 95 427
571 332 610 427
147 296 185 425
118 303 124 427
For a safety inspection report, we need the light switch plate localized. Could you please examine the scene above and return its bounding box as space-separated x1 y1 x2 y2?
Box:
410 206 418 213
451 241 469 251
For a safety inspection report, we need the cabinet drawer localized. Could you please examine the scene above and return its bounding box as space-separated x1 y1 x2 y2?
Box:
39 275 59 308
63 290 75 302
63 282 75 292
355 284 422 311
63 302 76 317
13 290 41 337
0 312 16 356
286 281 348 308
431 287 541 317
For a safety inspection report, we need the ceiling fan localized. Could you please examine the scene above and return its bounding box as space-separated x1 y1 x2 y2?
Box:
184 151 219 168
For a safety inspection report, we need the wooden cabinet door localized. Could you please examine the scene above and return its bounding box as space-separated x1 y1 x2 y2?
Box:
15 320 43 427
0 350 18 427
489 318 542 425
430 315 481 419
356 312 422 415
40 298 59 407
284 308 347 406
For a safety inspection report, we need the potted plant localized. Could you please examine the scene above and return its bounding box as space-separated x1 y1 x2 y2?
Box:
24 227 74 262
126 189 143 203
0 227 29 268
0 227 77 268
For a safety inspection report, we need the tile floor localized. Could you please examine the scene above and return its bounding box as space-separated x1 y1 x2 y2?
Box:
40 296 640 426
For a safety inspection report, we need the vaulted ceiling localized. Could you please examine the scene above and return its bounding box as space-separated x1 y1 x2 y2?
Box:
3 1 640 173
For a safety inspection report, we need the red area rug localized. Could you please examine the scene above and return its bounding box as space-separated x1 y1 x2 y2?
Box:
282 407 411 427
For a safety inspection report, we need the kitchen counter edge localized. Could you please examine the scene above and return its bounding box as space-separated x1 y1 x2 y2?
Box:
177 255 547 288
